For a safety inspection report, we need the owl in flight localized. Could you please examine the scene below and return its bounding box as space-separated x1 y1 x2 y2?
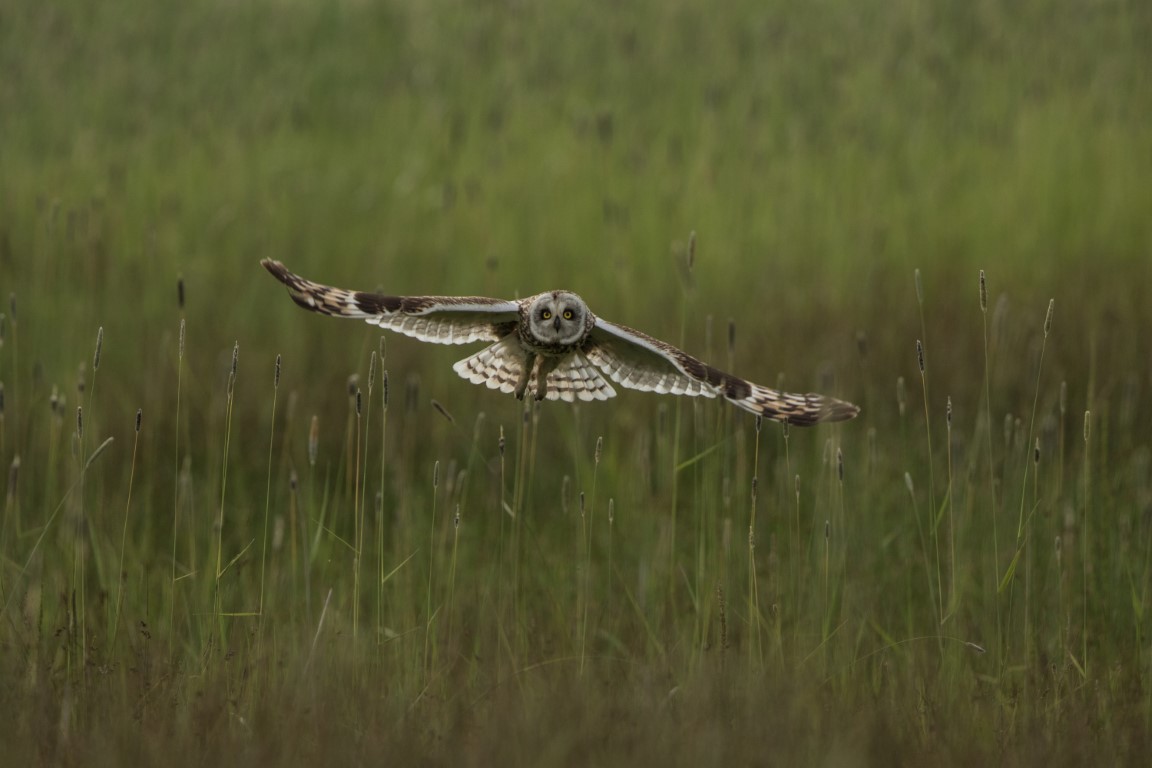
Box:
261 260 859 425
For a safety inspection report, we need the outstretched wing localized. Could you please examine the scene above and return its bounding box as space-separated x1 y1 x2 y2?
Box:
585 319 859 425
262 259 519 345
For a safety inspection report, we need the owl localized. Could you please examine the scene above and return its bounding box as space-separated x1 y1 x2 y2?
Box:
261 260 859 425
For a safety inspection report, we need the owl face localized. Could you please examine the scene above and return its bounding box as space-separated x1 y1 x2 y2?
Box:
527 291 589 346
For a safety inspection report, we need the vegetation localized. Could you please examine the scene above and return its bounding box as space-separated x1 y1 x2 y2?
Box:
2 0 1151 763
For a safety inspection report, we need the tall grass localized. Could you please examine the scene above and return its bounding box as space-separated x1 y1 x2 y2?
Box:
3 0 1152 763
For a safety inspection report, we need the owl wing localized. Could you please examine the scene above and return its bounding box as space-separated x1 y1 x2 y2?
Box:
262 260 519 345
585 319 859 425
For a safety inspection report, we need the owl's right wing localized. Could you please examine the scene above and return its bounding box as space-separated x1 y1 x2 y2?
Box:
585 319 859 425
262 260 520 345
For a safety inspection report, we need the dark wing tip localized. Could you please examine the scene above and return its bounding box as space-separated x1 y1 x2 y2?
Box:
261 259 294 285
816 397 861 424
776 395 860 427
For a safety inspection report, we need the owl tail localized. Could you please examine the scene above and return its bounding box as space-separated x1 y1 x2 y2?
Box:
453 342 617 402
539 351 617 402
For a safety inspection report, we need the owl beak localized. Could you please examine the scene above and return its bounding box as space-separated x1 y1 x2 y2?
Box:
553 316 561 331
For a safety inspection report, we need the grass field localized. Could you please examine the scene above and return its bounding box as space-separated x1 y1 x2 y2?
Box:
3 0 1152 764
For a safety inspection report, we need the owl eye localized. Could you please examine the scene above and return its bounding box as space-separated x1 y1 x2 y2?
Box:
563 310 574 320
542 310 552 320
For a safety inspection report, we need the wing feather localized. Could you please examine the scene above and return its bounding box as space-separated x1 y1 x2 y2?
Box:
586 319 859 425
262 259 519 345
452 337 525 394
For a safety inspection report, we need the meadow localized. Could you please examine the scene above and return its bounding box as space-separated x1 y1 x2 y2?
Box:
2 0 1152 764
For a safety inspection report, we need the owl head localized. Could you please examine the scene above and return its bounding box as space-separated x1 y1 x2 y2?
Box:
527 291 590 346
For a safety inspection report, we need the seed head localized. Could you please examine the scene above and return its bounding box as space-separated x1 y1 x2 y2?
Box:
1034 437 1040 465
308 415 319 467
979 270 987 312
274 354 282 388
1083 410 1091 444
290 469 298 491
355 388 362 417
755 414 763 434
904 472 915 495
76 406 83 439
433 460 439 488
177 275 185 309
93 327 104 371
432 399 454 424
595 435 603 465
382 370 389 409
135 408 142 433
178 318 186 359
946 396 953 427
751 475 759 503
1043 298 1054 338
579 491 586 517
836 448 844 482
916 339 925 373
498 426 506 457
230 341 239 377
824 520 831 540
368 351 376 389
7 456 19 496
454 505 460 529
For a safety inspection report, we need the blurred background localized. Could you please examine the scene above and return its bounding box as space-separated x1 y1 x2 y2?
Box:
2 0 1152 762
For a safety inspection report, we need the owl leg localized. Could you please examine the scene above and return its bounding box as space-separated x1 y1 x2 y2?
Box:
514 352 537 400
532 356 562 401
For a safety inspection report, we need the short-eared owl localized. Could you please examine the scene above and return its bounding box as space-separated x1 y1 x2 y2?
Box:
261 260 859 425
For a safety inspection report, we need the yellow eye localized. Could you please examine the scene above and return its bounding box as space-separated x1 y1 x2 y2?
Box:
542 310 552 320
563 310 574 320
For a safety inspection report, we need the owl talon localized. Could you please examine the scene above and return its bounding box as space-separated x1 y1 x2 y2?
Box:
514 353 535 400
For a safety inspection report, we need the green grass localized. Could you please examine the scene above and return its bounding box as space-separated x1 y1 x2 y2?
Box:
3 0 1152 764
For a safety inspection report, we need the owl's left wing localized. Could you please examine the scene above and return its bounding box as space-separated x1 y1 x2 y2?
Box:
262 260 519 345
585 319 859 425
